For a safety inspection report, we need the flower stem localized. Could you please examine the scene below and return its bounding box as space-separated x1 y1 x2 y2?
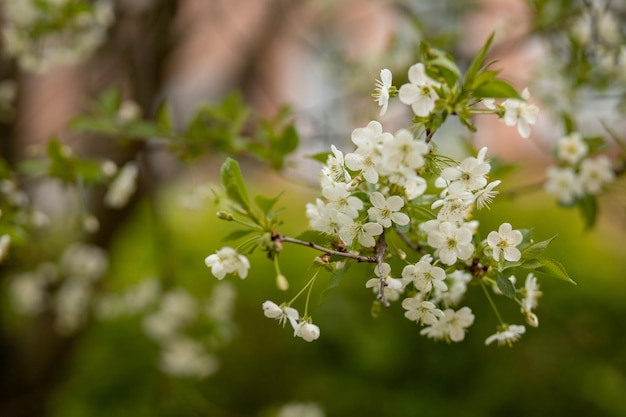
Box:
480 279 506 326
276 234 377 263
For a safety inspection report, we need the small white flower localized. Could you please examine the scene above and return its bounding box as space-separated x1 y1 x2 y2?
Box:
262 300 299 330
401 254 448 293
104 161 139 209
398 63 440 117
382 129 429 173
522 273 542 312
502 88 539 138
374 68 392 116
578 155 615 195
557 132 588 164
427 222 474 265
485 324 526 347
544 166 583 205
365 262 405 302
322 182 363 219
486 222 523 262
440 147 491 195
420 306 475 342
367 192 409 228
473 180 501 210
337 215 383 248
204 246 250 280
295 321 320 342
402 295 444 325
321 145 351 185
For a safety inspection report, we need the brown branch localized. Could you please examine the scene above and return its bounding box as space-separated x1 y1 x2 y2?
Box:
276 234 377 263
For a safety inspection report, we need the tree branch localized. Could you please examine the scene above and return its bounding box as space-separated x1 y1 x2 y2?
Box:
275 234 377 263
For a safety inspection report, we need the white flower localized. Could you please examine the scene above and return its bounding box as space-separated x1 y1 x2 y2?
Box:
579 155 615 195
374 68 392 116
344 121 391 184
322 182 363 219
204 246 250 279
473 180 501 210
440 147 491 195
159 337 218 378
367 192 409 228
402 296 444 325
486 223 523 262
320 145 351 185
262 300 299 330
544 166 582 205
398 63 440 117
381 129 429 173
522 273 542 312
337 215 383 248
427 222 474 265
485 324 526 347
295 321 320 342
432 195 472 223
502 88 539 138
104 161 138 209
365 263 405 302
306 199 341 236
401 254 448 293
420 307 475 342
557 132 588 164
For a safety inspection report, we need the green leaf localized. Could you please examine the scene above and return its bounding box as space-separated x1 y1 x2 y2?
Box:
254 192 283 216
473 79 521 98
532 257 576 284
220 158 251 212
293 230 330 247
321 263 349 301
576 194 598 230
496 274 517 299
307 151 332 164
522 235 557 259
465 32 495 87
222 229 255 242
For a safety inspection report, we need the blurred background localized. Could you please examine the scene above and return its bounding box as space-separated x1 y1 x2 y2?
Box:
1 0 626 416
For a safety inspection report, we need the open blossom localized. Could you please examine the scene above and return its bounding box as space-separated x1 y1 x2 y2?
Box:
322 182 363 218
398 63 440 117
365 262 405 302
440 147 490 195
374 68 392 116
485 324 526 346
263 300 299 329
402 296 444 325
544 166 583 205
337 215 383 248
420 307 475 342
486 223 523 262
344 121 391 183
427 222 474 265
522 273 542 312
402 254 448 293
320 145 350 186
502 88 539 138
367 192 409 228
557 132 588 164
204 247 250 279
473 180 501 210
381 129 429 173
579 155 615 194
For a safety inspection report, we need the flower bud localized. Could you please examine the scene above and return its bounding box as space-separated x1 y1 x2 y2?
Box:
276 274 289 291
216 211 234 221
262 300 282 318
296 322 320 342
524 310 539 327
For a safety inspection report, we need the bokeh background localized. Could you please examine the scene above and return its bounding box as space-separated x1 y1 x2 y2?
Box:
1 1 626 416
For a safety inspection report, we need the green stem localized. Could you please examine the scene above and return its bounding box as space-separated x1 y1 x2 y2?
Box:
480 279 505 326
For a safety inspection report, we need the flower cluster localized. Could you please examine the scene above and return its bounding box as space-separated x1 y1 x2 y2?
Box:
1 0 114 73
545 132 616 205
205 52 569 348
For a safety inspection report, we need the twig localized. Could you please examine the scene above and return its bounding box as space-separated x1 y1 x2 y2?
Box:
374 233 389 307
276 234 377 263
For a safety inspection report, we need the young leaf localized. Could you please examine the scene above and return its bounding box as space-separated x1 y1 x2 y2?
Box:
473 79 521 99
532 257 576 284
254 192 283 216
496 273 517 299
576 194 598 230
464 32 495 88
222 229 255 242
220 158 251 212
521 235 558 259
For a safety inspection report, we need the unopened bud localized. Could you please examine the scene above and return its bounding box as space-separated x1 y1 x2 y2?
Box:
216 211 234 221
524 310 539 327
276 274 289 291
397 249 407 260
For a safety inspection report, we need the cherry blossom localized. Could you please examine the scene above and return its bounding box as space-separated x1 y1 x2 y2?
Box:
398 63 440 117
